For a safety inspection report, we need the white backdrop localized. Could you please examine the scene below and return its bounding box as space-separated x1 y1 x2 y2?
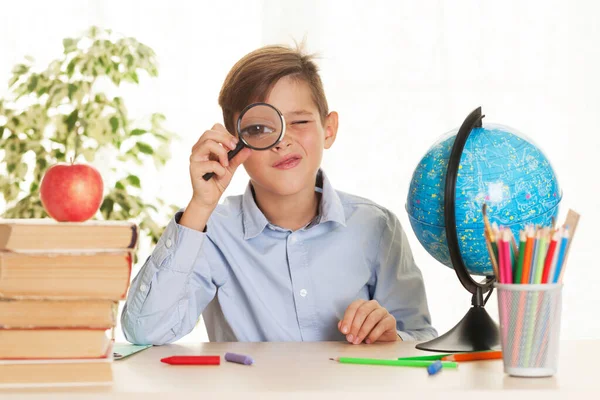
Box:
1 0 598 343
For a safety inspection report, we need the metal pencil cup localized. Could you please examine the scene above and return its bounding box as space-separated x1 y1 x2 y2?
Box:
495 283 563 377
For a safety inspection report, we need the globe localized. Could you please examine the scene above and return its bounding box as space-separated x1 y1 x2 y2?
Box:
407 123 562 277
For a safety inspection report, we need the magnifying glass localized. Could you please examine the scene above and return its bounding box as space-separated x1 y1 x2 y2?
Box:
202 102 286 181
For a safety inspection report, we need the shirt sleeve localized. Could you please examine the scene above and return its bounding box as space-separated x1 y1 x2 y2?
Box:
372 210 438 342
121 210 217 345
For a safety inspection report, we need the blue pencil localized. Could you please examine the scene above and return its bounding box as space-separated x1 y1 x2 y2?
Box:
552 229 570 283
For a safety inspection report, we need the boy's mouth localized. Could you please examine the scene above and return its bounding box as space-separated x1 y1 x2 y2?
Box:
272 154 302 169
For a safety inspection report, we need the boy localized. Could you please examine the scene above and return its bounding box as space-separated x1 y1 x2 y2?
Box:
122 45 437 345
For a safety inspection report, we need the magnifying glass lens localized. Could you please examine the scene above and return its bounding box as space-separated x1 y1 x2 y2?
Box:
239 104 284 150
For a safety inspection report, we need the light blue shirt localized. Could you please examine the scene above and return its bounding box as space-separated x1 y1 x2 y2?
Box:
121 170 437 344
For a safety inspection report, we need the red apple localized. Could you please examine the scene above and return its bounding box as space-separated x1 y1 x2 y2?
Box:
39 162 104 222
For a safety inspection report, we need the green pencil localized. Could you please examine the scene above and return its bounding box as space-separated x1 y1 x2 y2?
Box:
514 230 526 284
397 354 451 361
331 357 458 369
533 229 549 284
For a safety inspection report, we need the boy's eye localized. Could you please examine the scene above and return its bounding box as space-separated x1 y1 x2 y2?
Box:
240 124 276 136
291 120 310 125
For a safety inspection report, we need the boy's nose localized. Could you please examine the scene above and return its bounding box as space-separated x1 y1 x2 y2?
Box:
274 136 292 151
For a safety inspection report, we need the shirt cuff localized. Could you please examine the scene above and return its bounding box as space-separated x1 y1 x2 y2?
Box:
150 210 208 273
397 330 414 341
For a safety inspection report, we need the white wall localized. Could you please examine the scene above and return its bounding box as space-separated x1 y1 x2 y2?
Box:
1 0 598 343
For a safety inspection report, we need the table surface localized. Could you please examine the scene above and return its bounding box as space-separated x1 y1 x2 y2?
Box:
1 340 597 399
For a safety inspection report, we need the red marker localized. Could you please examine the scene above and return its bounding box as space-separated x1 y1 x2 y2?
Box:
160 356 220 365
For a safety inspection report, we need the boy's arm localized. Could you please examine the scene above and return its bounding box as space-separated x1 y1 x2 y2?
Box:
371 210 438 342
121 209 216 345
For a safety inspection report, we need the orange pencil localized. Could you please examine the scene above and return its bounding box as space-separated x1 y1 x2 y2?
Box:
520 226 535 284
441 351 502 362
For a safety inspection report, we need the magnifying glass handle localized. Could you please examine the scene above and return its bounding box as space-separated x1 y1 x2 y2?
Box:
202 141 246 181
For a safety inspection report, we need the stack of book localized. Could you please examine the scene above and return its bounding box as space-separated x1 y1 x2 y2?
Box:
0 219 138 388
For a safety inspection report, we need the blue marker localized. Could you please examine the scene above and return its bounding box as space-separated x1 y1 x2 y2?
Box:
427 360 443 376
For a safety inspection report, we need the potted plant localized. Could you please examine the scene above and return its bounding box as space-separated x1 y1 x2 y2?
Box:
0 26 178 244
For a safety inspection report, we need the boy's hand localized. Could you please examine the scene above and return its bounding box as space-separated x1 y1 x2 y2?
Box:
338 299 400 344
189 124 252 210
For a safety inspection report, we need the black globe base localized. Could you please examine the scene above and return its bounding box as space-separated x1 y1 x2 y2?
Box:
416 306 500 353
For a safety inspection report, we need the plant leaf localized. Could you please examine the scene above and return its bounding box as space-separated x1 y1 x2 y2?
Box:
27 75 39 91
110 116 119 132
130 128 146 136
67 83 78 100
11 64 29 75
63 38 77 53
135 142 153 155
65 109 78 132
82 148 95 162
126 174 141 188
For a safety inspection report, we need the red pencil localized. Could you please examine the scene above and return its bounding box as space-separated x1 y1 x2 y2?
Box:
161 356 221 365
541 230 559 283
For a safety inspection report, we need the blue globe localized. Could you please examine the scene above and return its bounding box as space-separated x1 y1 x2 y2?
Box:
407 123 561 276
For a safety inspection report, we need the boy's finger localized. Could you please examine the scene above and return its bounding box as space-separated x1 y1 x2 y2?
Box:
191 160 227 179
354 308 387 345
194 140 230 167
228 147 252 172
193 130 238 153
339 299 366 335
365 315 396 344
347 300 379 342
211 123 229 133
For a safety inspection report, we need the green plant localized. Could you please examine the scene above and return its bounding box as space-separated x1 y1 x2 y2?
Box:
0 26 178 244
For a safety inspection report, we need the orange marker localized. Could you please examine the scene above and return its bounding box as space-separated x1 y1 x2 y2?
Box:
441 351 502 362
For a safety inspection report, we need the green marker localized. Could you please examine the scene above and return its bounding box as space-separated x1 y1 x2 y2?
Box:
332 357 458 368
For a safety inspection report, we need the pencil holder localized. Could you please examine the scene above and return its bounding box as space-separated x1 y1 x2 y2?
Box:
495 283 563 377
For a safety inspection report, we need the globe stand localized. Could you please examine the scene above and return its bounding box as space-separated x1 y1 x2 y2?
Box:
416 107 501 353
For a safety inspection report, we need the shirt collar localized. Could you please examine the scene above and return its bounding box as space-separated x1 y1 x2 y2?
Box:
242 169 346 240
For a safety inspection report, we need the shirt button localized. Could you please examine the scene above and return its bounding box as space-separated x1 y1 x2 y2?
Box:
289 236 297 244
165 238 173 248
300 289 308 297
140 284 148 292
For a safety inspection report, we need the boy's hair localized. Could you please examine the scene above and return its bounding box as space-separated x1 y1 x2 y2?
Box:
218 44 329 134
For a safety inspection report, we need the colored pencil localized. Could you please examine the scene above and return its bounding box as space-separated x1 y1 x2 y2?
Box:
502 230 513 284
514 230 527 284
497 229 506 283
398 350 502 362
520 226 535 284
397 354 452 361
509 230 518 270
481 207 500 279
546 231 561 286
541 230 559 283
441 350 502 362
160 356 221 365
331 357 458 369
552 228 570 283
533 228 549 284
529 230 541 283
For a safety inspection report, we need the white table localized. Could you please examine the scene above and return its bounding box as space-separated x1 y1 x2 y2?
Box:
1 340 597 399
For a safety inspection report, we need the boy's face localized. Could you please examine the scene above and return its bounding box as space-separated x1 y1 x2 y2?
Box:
238 76 338 197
